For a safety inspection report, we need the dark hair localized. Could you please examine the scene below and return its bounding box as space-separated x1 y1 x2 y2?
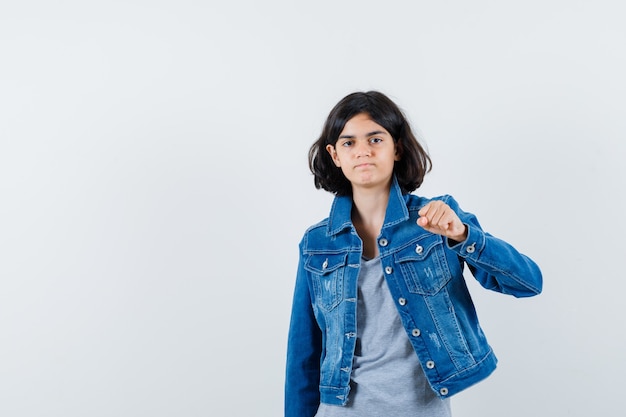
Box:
308 91 432 196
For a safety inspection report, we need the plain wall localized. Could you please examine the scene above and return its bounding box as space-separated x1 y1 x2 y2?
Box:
1 1 625 416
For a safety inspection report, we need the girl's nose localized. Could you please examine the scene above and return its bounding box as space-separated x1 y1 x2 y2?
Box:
355 141 371 157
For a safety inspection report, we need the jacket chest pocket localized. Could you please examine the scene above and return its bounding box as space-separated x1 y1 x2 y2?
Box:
304 253 348 312
395 235 452 295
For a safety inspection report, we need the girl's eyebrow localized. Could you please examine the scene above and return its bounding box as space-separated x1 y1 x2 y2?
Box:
338 130 388 140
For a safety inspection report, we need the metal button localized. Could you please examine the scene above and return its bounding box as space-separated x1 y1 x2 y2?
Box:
415 244 423 254
426 361 435 369
322 258 328 269
440 387 449 396
379 238 388 247
398 297 407 306
385 266 393 274
412 328 421 337
466 243 476 253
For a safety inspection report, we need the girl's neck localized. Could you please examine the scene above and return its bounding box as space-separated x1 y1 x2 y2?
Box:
352 188 389 225
351 185 391 259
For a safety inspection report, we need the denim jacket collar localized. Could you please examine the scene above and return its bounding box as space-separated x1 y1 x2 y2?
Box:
326 176 410 236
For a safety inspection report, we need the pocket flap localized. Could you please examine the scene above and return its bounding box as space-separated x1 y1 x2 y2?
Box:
395 234 443 263
304 253 348 275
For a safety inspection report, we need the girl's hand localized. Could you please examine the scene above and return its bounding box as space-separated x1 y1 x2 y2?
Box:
417 201 468 243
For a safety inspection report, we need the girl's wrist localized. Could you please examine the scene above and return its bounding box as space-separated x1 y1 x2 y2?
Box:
448 225 468 245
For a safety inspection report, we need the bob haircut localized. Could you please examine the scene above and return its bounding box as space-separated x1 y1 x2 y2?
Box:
309 91 432 196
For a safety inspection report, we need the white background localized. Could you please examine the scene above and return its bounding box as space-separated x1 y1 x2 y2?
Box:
1 1 625 416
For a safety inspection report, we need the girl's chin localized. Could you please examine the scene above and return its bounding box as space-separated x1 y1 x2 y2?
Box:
349 176 392 189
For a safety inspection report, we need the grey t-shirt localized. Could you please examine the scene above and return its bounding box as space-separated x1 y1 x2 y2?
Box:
315 257 452 417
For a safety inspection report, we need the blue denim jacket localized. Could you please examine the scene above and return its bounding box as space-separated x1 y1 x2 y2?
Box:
285 178 542 417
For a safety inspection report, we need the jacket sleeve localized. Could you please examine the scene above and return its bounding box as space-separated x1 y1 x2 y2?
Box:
285 242 322 417
443 195 543 297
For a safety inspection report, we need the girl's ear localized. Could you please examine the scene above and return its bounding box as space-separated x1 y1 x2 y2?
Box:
326 144 341 167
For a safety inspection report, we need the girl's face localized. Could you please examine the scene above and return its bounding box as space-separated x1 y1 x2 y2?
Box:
326 113 400 193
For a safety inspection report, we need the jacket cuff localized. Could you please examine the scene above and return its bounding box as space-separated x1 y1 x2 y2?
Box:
447 223 485 259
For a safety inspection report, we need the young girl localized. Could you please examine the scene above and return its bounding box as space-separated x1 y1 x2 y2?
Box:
285 91 542 417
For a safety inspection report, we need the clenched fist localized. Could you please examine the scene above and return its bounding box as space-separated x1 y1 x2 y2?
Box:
417 201 468 243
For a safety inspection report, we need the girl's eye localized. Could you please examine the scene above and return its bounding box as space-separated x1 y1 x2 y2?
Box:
340 140 353 147
370 137 382 143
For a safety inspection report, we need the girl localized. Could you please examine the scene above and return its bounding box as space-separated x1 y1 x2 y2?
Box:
285 91 542 417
